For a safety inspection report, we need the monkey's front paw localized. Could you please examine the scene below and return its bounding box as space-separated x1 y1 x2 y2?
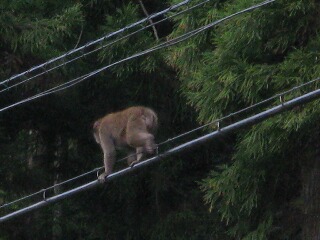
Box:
130 160 139 168
98 172 108 183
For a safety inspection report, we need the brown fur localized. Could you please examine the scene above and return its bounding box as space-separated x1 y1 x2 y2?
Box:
93 106 158 182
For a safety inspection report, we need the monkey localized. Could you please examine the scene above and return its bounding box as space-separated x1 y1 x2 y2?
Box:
93 106 158 182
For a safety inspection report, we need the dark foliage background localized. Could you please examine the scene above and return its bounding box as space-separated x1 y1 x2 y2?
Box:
0 0 320 239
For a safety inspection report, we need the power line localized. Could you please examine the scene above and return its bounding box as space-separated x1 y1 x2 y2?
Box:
0 167 102 210
159 77 320 146
0 0 276 219
0 0 193 88
0 0 276 207
1 83 320 223
1 71 318 213
0 0 275 113
0 0 212 93
0 0 277 212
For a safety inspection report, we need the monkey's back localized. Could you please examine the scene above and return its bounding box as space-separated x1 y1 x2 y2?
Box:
98 106 157 147
126 106 158 134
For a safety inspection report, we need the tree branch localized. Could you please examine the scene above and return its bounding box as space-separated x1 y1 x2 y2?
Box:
138 0 159 41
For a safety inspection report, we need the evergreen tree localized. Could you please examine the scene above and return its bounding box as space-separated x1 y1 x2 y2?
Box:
0 0 220 239
168 0 320 239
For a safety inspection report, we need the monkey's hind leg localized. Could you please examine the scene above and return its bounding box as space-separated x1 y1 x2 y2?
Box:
127 150 137 166
126 114 156 166
129 147 144 167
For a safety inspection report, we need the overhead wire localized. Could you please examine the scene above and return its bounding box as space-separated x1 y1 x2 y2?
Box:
0 0 212 94
4 0 320 223
159 76 320 146
0 0 277 217
2 71 318 212
1 0 318 225
0 0 275 113
0 0 192 88
1 82 320 223
0 0 276 209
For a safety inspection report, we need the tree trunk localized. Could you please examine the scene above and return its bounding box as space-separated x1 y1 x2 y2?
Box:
52 135 68 240
301 142 320 239
52 172 62 240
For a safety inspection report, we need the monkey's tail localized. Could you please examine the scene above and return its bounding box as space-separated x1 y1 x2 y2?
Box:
93 119 101 144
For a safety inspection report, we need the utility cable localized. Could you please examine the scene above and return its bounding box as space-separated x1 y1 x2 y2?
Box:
0 0 276 209
159 77 320 146
0 0 192 88
0 0 275 113
0 0 275 212
1 72 318 211
0 0 211 94
1 83 320 223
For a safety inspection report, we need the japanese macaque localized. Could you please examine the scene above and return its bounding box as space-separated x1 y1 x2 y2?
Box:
93 106 158 182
